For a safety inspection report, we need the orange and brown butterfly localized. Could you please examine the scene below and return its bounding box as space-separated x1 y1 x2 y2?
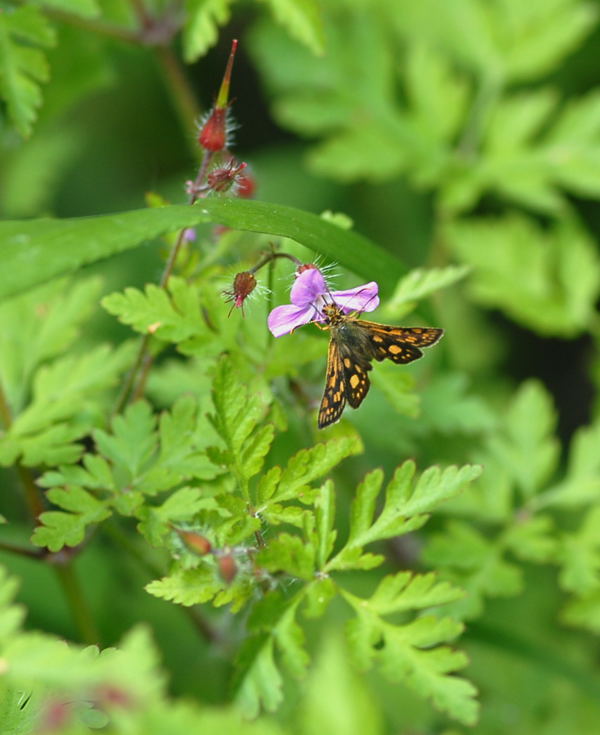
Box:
317 302 443 429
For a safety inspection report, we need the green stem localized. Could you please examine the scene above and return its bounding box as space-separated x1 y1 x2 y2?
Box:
40 7 141 44
0 540 44 560
53 563 100 645
155 45 203 158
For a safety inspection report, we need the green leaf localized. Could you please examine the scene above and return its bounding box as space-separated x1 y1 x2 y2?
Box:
31 486 111 551
136 487 216 547
102 277 204 342
208 358 273 483
367 572 464 615
145 565 223 606
541 420 600 507
342 573 477 725
93 401 157 486
0 276 103 412
419 373 497 435
389 0 596 82
498 0 597 81
0 5 55 136
182 0 234 61
329 462 481 572
383 264 471 319
0 199 405 302
256 533 316 580
503 515 558 563
486 380 559 499
236 592 312 716
233 635 283 717
557 506 600 595
423 520 523 619
478 90 600 211
371 367 419 419
1 342 135 467
262 0 325 55
299 631 385 735
314 480 336 569
561 588 600 634
447 215 600 336
263 435 363 506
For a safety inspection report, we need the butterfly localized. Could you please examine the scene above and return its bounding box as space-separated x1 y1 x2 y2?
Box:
317 302 443 429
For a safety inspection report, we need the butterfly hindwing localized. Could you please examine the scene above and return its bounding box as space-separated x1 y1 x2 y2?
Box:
358 322 444 364
318 339 347 429
338 339 372 408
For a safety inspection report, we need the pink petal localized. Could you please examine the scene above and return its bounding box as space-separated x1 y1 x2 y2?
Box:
268 304 317 337
330 281 379 313
290 268 327 307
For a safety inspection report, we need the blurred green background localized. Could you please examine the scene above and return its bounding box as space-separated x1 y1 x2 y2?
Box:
1 0 600 732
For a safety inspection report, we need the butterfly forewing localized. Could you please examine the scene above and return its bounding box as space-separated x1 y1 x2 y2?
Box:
359 322 443 364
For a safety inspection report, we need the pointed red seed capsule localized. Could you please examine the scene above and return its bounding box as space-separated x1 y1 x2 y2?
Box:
198 39 238 152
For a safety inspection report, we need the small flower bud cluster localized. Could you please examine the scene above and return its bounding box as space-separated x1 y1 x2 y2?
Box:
172 526 273 586
192 40 256 201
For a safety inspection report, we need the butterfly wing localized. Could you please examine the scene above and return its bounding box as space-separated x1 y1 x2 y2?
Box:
318 338 347 428
358 322 444 364
337 338 372 408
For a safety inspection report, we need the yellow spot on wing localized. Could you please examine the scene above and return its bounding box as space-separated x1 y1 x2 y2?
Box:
350 374 360 389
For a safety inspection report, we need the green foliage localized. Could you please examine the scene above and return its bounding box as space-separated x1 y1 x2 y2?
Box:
1 1 600 732
183 0 234 62
0 4 55 137
447 215 600 335
0 200 404 302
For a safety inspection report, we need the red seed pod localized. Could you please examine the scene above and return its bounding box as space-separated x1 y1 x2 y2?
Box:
236 169 256 198
223 271 257 315
218 554 237 584
207 160 247 194
198 107 228 152
177 530 212 555
197 40 238 152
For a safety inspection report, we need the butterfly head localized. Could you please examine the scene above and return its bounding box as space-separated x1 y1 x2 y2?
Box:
321 302 346 325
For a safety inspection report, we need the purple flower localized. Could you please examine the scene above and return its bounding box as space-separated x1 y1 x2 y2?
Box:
268 267 379 337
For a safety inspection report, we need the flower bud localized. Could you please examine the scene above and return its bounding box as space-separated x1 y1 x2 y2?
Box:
197 40 238 152
218 553 237 583
207 160 247 194
223 271 257 315
177 530 212 555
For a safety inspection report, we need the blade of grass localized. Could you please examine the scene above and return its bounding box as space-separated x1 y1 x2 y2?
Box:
0 199 406 301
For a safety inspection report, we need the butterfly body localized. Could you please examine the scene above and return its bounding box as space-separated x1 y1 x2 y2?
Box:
318 303 443 429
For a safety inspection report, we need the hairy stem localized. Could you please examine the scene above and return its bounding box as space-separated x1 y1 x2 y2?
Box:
155 45 202 156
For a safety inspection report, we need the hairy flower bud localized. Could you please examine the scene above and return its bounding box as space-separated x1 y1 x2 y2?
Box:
197 40 238 152
177 530 212 555
223 271 257 315
218 553 237 583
